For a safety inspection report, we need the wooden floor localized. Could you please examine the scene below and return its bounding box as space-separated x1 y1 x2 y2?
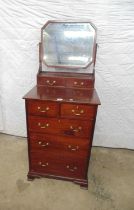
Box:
0 133 134 210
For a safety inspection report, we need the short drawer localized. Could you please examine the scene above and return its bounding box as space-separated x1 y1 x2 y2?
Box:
29 133 90 157
30 152 87 179
27 101 59 117
37 76 65 87
66 78 94 89
61 103 97 119
28 116 61 134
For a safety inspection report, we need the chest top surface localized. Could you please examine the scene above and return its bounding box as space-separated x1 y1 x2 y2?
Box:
23 86 100 105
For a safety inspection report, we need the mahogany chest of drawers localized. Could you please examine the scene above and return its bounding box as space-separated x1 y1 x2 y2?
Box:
23 73 100 189
23 20 100 189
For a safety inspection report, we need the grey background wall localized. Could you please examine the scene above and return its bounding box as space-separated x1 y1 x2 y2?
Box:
0 0 134 149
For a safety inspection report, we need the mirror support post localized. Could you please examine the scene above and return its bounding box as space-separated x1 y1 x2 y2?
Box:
94 43 98 66
38 42 42 72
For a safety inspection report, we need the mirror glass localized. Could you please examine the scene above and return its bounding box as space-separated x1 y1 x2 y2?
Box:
42 22 96 68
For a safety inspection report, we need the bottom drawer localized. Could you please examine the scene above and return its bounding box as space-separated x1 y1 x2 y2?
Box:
30 152 88 179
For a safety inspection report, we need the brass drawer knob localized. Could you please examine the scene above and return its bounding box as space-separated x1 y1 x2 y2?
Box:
38 141 49 147
71 105 84 116
71 109 84 116
46 80 56 86
66 165 78 172
38 162 48 167
37 106 50 113
68 145 79 151
70 125 82 132
74 81 84 86
38 122 50 129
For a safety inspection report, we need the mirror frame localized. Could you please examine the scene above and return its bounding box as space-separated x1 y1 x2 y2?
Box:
41 20 97 70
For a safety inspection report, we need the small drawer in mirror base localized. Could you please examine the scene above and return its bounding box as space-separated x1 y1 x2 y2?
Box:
37 75 65 87
27 171 88 189
66 77 94 89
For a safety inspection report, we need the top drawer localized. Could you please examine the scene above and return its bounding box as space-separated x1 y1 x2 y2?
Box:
37 76 65 87
66 78 94 89
61 103 97 119
27 101 59 117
